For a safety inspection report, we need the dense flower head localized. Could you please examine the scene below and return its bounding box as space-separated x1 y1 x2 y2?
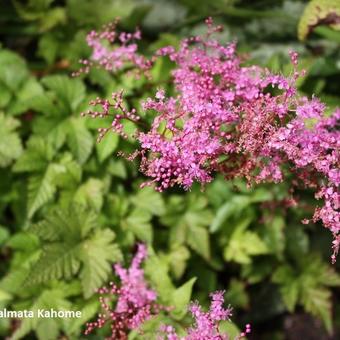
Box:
84 244 160 339
80 18 340 261
159 291 251 340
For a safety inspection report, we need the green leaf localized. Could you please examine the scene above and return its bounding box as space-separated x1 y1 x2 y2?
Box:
26 243 81 286
0 114 22 167
13 137 54 173
96 132 119 163
210 195 251 233
169 245 190 279
224 229 269 264
41 75 85 114
0 288 12 302
0 225 10 245
124 208 153 243
7 232 39 251
187 224 210 260
9 77 43 115
38 33 60 64
302 287 332 333
260 216 285 258
11 286 72 340
67 118 93 164
0 50 29 93
171 277 196 320
130 186 165 216
298 0 340 40
80 229 122 298
74 178 104 212
27 163 64 218
225 279 249 309
29 204 98 241
144 251 174 302
64 299 99 335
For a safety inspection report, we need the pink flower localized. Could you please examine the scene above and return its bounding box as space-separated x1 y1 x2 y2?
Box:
80 19 340 262
159 291 251 340
85 244 160 339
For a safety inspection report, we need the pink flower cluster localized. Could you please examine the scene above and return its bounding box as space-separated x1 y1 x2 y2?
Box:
85 244 160 339
73 19 151 77
80 19 339 261
159 291 251 340
85 244 250 339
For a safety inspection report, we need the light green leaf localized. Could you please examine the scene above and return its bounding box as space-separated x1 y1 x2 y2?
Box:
144 252 174 302
210 196 251 233
11 287 72 340
0 114 22 167
224 230 269 264
187 224 210 260
27 163 64 218
302 287 332 333
74 178 104 212
0 50 29 93
80 229 121 298
13 137 54 173
41 75 85 114
96 132 119 163
67 118 93 164
171 277 196 320
130 187 165 216
124 208 153 243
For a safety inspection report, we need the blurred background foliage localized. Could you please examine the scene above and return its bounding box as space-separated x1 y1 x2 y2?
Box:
0 0 340 339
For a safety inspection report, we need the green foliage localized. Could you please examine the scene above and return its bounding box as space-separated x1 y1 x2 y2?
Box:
272 255 340 332
27 204 122 298
1 0 340 339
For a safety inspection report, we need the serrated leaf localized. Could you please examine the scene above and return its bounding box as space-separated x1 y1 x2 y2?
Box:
124 208 153 243
9 77 43 115
96 132 119 163
224 230 269 264
67 118 93 164
144 253 174 303
13 137 55 173
74 178 104 212
29 204 98 241
41 75 85 114
0 114 22 167
27 163 64 218
187 224 210 260
80 229 121 298
303 287 332 333
0 50 29 93
11 287 72 340
171 277 196 320
130 186 165 216
298 0 340 40
26 243 81 286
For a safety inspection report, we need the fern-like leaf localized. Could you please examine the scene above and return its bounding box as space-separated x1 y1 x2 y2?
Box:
26 243 81 286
